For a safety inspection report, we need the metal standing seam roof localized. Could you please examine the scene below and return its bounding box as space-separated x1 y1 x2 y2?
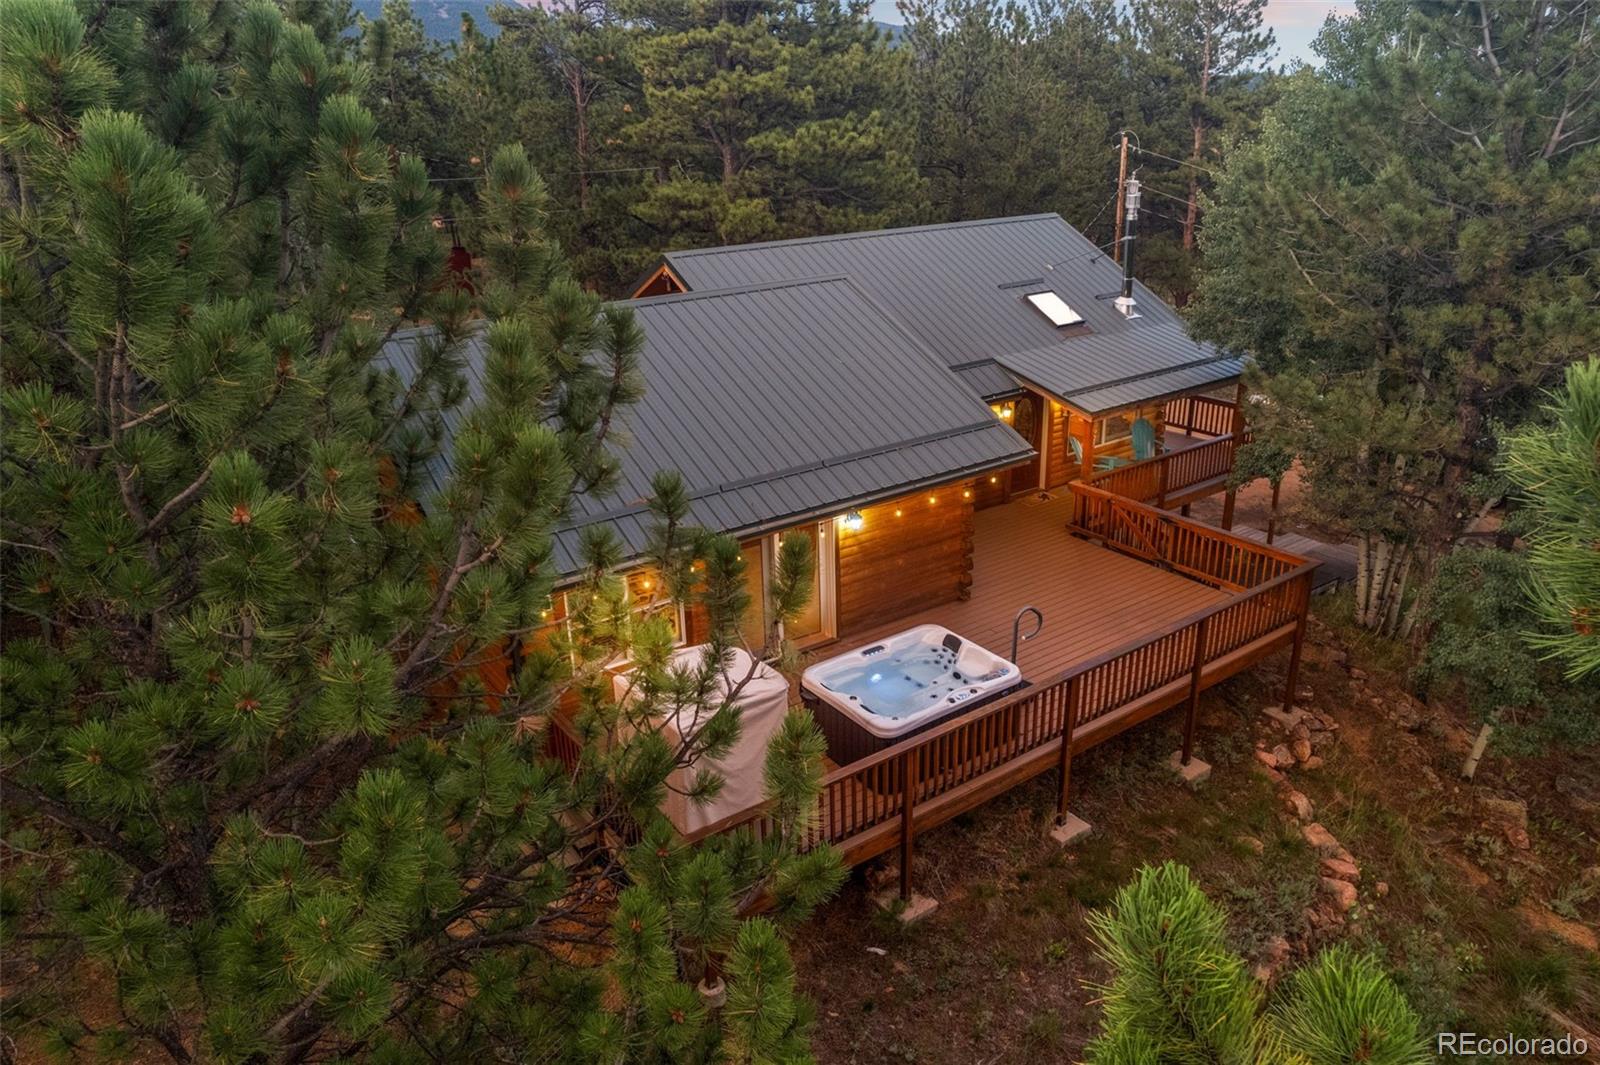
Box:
373 276 1035 577
658 213 1242 408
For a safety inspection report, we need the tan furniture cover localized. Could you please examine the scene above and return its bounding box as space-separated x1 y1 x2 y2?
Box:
611 645 790 835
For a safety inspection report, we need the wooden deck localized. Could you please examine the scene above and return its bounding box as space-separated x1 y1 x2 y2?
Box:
825 491 1228 683
677 485 1318 904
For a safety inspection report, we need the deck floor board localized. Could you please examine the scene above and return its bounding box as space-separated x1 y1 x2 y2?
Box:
821 492 1228 684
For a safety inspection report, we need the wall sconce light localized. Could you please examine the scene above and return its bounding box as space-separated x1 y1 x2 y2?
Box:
841 510 864 533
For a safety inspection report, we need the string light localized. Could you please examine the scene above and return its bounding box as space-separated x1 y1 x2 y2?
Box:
894 508 903 518
927 495 937 505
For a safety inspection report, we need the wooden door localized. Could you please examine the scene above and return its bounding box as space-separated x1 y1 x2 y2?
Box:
1009 393 1044 496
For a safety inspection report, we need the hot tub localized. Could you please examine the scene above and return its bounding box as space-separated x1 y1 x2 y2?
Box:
800 624 1021 765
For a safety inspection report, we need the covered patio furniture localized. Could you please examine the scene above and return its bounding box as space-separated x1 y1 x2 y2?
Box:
611 646 790 835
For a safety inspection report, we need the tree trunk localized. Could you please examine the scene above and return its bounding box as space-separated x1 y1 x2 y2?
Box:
1355 533 1413 636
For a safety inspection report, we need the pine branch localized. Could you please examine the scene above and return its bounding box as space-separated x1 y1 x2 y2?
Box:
5 782 159 876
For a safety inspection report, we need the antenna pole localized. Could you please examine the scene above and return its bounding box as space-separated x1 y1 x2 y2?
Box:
1113 133 1129 265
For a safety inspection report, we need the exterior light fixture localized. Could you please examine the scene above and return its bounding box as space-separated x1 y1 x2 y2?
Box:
963 489 972 499
841 510 864 533
894 508 903 518
990 476 998 484
928 495 937 505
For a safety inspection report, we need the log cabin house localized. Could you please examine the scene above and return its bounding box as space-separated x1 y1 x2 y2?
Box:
380 214 1316 903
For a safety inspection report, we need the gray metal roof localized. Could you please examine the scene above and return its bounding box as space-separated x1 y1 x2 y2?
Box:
995 321 1243 414
659 213 1240 407
374 276 1033 577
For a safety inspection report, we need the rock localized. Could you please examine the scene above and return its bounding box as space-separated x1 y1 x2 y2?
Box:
1271 743 1295 768
1292 720 1312 741
1292 738 1314 763
1255 748 1282 770
1321 876 1358 911
865 862 898 892
1281 788 1315 821
1504 825 1532 850
1314 713 1340 732
1301 755 1325 771
1237 835 1266 856
1320 856 1361 883
1350 667 1368 681
1302 822 1343 857
1253 761 1286 785
1477 795 1529 830
1252 935 1293 984
1375 881 1389 898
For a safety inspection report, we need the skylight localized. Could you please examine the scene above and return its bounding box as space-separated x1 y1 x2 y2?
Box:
1025 290 1083 327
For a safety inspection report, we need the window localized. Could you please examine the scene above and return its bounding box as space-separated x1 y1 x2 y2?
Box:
1095 412 1133 446
622 566 685 644
738 540 768 652
535 567 687 669
781 523 839 646
1025 290 1084 327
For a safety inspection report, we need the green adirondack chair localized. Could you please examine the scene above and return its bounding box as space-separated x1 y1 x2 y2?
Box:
1069 435 1127 472
1131 417 1159 461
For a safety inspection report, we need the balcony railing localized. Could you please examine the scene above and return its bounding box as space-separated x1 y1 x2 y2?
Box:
1164 393 1238 437
1088 433 1240 508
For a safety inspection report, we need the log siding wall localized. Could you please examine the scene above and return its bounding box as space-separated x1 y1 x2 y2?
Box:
835 482 977 637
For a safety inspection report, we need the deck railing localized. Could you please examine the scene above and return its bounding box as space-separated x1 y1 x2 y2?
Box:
1088 433 1239 508
1164 393 1238 437
1067 481 1303 591
671 485 1317 898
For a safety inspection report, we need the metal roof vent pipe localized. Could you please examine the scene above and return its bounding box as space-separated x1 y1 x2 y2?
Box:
1114 177 1142 319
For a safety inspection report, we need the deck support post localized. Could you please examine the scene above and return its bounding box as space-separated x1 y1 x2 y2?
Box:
1055 675 1082 823
1181 616 1210 766
899 749 916 902
1282 586 1309 717
1220 487 1237 530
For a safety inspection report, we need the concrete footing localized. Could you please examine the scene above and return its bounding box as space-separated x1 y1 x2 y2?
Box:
1261 703 1309 730
1168 750 1212 788
874 891 940 924
1049 813 1094 846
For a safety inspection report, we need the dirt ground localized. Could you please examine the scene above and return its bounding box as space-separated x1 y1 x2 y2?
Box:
793 594 1600 1063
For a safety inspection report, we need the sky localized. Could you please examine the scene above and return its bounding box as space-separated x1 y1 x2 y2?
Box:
867 0 1358 67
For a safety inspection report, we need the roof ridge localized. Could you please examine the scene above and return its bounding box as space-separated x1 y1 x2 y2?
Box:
616 272 855 307
662 214 1065 262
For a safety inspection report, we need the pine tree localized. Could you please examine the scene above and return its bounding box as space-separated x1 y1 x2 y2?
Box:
1500 358 1600 680
1085 862 1265 1062
619 0 925 246
1085 862 1427 1064
1125 0 1276 302
0 2 840 1060
1190 0 1600 633
900 0 1128 233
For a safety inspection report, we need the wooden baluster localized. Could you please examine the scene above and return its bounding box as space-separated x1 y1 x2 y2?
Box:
1181 616 1210 766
